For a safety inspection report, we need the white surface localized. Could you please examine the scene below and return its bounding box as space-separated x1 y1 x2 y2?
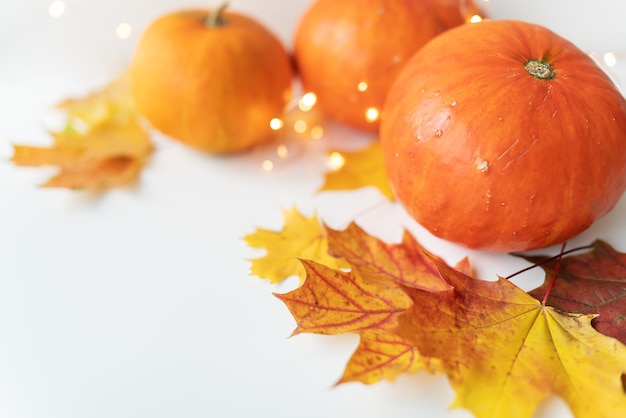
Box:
1 1 625 418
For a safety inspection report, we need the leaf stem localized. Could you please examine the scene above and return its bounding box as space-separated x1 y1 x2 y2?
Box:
541 242 566 305
504 243 595 281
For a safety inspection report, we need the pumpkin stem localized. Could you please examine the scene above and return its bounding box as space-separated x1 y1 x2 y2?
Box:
525 59 556 80
206 2 229 27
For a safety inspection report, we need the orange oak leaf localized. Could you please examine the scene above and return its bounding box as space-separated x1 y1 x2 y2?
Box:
521 240 626 345
318 140 394 200
397 257 626 418
276 258 412 335
244 207 349 284
337 330 441 385
11 72 153 189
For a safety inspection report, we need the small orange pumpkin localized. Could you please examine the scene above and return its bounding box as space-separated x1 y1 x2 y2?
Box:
130 5 293 153
293 0 444 133
422 0 484 27
380 20 626 252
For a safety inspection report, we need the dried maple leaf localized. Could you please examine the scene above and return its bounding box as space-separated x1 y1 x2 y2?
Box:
276 258 412 335
521 240 626 345
337 330 441 385
244 207 349 284
276 222 452 384
11 72 153 189
326 222 452 292
397 257 626 418
274 223 626 417
318 140 394 200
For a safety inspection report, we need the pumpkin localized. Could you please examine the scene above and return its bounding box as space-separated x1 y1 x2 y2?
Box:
293 0 445 133
129 5 293 154
380 20 626 252
422 0 485 27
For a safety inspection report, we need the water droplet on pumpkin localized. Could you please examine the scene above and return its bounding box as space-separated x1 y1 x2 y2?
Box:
450 100 457 107
435 129 442 137
395 152 399 158
476 160 489 172
498 116 503 121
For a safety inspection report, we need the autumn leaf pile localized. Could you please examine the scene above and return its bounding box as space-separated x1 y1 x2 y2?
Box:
245 208 626 418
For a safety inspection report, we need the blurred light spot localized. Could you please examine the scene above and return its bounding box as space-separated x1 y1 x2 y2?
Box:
328 152 345 171
116 22 133 39
276 144 289 159
365 107 379 122
269 117 284 130
604 52 617 67
310 125 324 140
262 160 274 171
357 82 368 92
298 92 317 112
294 120 308 133
49 1 65 18
469 15 482 23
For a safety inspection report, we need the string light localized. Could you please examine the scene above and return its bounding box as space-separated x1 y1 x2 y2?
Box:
469 15 483 23
328 152 346 170
276 144 289 159
115 22 133 39
604 52 618 67
262 160 274 171
365 107 380 122
298 92 317 112
293 120 308 133
260 90 326 171
48 1 65 18
310 126 324 140
269 118 284 130
357 82 368 92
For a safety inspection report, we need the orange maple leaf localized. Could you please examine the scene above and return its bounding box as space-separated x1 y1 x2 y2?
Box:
11 72 153 189
338 330 441 385
318 140 394 200
276 258 412 335
276 222 453 384
326 222 452 292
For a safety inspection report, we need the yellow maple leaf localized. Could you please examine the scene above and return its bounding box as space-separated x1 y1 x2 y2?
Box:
56 71 137 129
318 140 395 200
400 258 626 418
243 207 349 284
11 72 153 189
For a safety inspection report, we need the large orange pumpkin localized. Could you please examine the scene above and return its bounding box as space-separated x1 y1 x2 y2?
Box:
293 0 445 132
130 6 293 154
380 20 626 252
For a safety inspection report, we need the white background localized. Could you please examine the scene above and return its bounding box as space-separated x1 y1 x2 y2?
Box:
1 1 625 417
